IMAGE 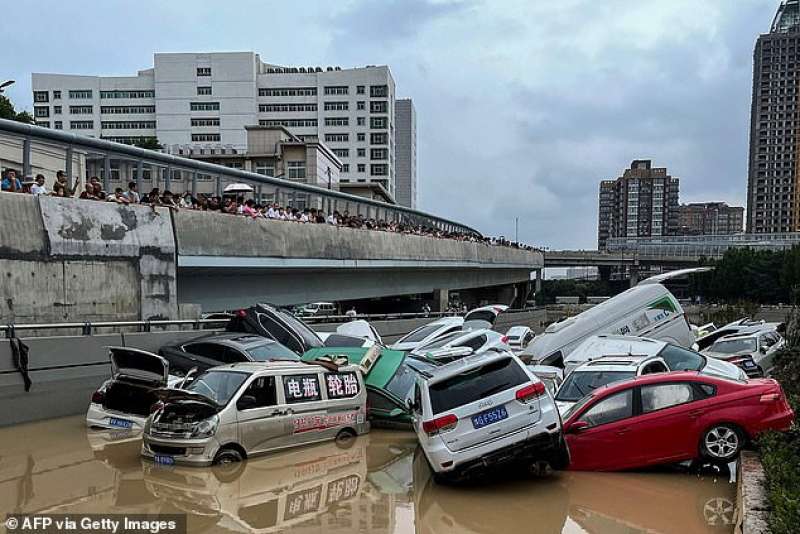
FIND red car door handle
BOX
[615,428,630,436]
[689,410,703,419]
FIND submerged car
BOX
[227,303,326,355]
[693,319,784,351]
[412,351,568,482]
[563,371,794,471]
[702,329,785,377]
[315,319,383,348]
[505,326,535,352]
[142,361,368,466]
[159,333,299,375]
[302,346,438,429]
[87,347,183,432]
[390,304,509,351]
[411,329,510,359]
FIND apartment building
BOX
[394,99,417,209]
[597,160,680,249]
[747,0,800,232]
[32,52,417,205]
[678,202,745,235]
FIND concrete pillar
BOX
[629,264,640,288]
[22,137,31,178]
[433,289,449,312]
[165,166,172,191]
[192,171,198,197]
[65,146,73,190]
[103,155,111,192]
[535,269,543,294]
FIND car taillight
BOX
[760,392,781,403]
[150,401,164,413]
[501,336,509,344]
[516,382,546,402]
[422,414,458,436]
[91,390,105,404]
[236,309,247,317]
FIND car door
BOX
[565,388,636,471]
[236,375,289,455]
[281,372,329,445]
[626,381,701,466]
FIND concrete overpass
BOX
[0,194,542,322]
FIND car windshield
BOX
[246,342,298,361]
[397,324,445,344]
[429,357,529,414]
[711,338,757,354]
[417,331,465,351]
[658,344,706,371]
[555,371,635,402]
[185,370,249,405]
[384,357,437,401]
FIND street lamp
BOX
[0,80,15,94]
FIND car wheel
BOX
[702,496,736,529]
[212,447,245,482]
[701,424,744,463]
[335,428,357,449]
[548,438,571,471]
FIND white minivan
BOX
[519,282,693,367]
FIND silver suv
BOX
[411,351,567,482]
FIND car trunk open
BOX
[103,347,169,417]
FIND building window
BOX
[333,148,349,158]
[370,85,388,97]
[357,101,365,110]
[68,90,93,99]
[53,90,61,99]
[34,106,49,118]
[323,86,348,95]
[101,136,157,145]
[370,101,388,113]
[259,103,317,112]
[324,117,349,126]
[324,101,349,111]
[357,117,366,126]
[70,120,94,129]
[190,102,220,111]
[99,90,154,99]
[371,164,388,176]
[357,133,366,142]
[370,116,388,129]
[259,119,318,128]
[197,86,212,95]
[54,106,62,114]
[342,164,350,172]
[33,91,49,103]
[191,133,220,142]
[258,87,317,97]
[371,148,388,160]
[255,163,275,176]
[324,133,349,143]
[69,105,94,114]
[357,163,365,173]
[35,121,50,128]
[101,121,156,129]
[100,105,155,114]
[287,160,306,180]
[191,117,220,127]
[357,85,365,94]
[370,132,388,144]
[197,67,211,76]
[357,148,366,157]
[54,121,62,129]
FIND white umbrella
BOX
[223,183,255,194]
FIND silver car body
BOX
[142,361,369,466]
[505,326,535,351]
[702,329,785,375]
[390,304,509,352]
[411,329,511,359]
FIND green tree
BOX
[0,95,34,123]
[132,137,162,150]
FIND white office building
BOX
[32,52,418,204]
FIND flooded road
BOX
[0,416,736,533]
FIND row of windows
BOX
[259,103,317,112]
[101,121,156,129]
[69,90,93,99]
[197,67,211,76]
[190,102,219,111]
[325,133,349,142]
[192,133,220,142]
[70,105,94,114]
[191,118,220,127]
[70,121,94,129]
[334,148,389,160]
[101,105,155,114]
[197,86,212,95]
[100,90,155,99]
[325,117,349,126]
[324,101,348,111]
[259,119,318,128]
[259,87,317,97]
[339,164,385,174]
[100,136,156,144]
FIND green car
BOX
[301,347,438,429]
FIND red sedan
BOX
[563,371,794,471]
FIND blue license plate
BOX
[108,417,133,429]
[471,405,508,429]
[154,455,175,466]
[743,361,756,368]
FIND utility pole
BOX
[514,216,519,242]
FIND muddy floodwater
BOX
[0,416,736,533]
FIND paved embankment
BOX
[737,451,771,534]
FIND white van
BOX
[519,283,693,367]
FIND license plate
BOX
[743,361,756,368]
[471,405,508,429]
[154,455,175,466]
[108,417,133,429]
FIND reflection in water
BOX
[0,416,735,533]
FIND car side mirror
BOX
[236,395,258,411]
[567,421,589,434]
[760,346,768,354]
[389,408,405,418]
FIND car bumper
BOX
[751,409,795,435]
[86,403,147,432]
[141,434,218,467]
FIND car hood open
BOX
[152,387,220,409]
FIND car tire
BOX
[548,437,571,471]
[212,447,245,482]
[700,424,744,464]
[335,428,357,449]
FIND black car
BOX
[159,333,298,375]
[226,303,326,354]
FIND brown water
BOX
[0,416,736,534]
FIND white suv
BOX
[411,351,568,482]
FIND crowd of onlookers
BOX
[0,167,538,251]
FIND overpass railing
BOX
[0,118,480,236]
[606,233,800,260]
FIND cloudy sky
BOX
[3,0,779,248]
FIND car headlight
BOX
[190,415,219,438]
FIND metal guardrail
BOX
[0,118,480,236]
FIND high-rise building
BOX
[597,160,680,249]
[394,99,417,208]
[747,0,800,233]
[678,202,745,235]
[32,52,416,202]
